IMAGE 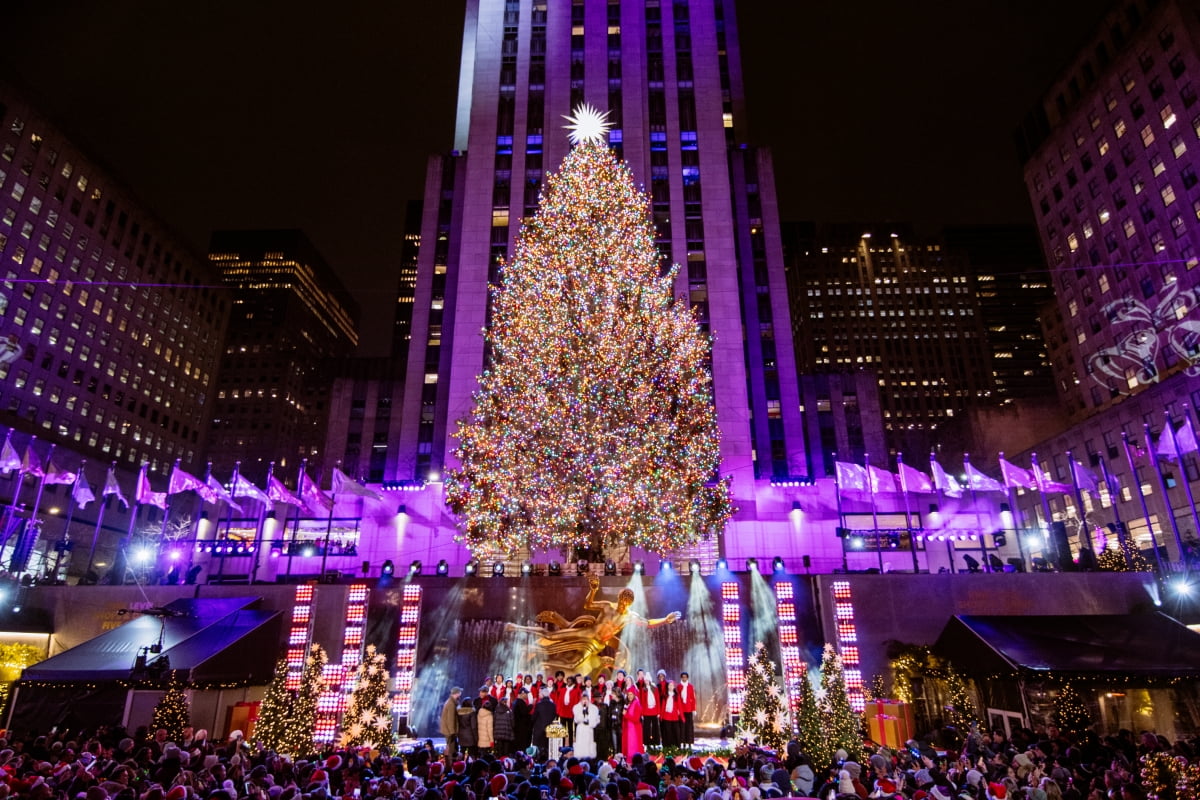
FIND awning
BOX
[21,596,281,684]
[934,613,1200,679]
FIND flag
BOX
[205,475,242,513]
[268,475,304,508]
[1071,459,1100,493]
[930,458,963,497]
[168,462,220,503]
[20,443,42,478]
[231,474,271,506]
[103,467,129,509]
[1031,466,1071,494]
[43,458,77,486]
[0,434,19,475]
[300,471,333,514]
[963,461,1004,493]
[73,468,95,509]
[834,462,868,492]
[897,462,934,494]
[136,465,167,509]
[1157,417,1200,460]
[332,468,385,502]
[867,465,897,494]
[998,457,1035,490]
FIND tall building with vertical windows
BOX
[207,229,359,484]
[393,0,808,545]
[0,77,229,477]
[392,200,422,369]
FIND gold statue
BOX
[507,575,681,678]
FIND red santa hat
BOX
[326,756,343,772]
[166,787,188,800]
[308,769,328,788]
[490,774,508,797]
[568,765,585,776]
[636,783,655,798]
[452,762,466,775]
[987,785,1007,800]
[429,763,444,779]
[876,779,897,795]
[442,782,459,799]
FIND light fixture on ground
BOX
[382,560,395,576]
[409,560,422,575]
[633,560,644,574]
[465,560,478,576]
[576,560,589,575]
[746,557,758,573]
[689,559,701,574]
[772,556,785,572]
[492,561,505,576]
[716,558,728,571]
[604,560,617,575]
[548,561,562,576]
[659,560,671,573]
[436,559,449,575]
[522,561,533,575]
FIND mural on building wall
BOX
[1089,281,1200,392]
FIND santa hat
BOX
[987,785,1007,800]
[166,787,187,800]
[501,758,514,772]
[429,763,444,779]
[308,770,329,788]
[560,779,575,791]
[687,757,704,773]
[326,756,343,772]
[490,774,508,797]
[636,783,655,798]
[875,779,896,795]
[452,762,467,775]
[568,765,585,776]
[443,782,459,799]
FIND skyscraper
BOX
[207,229,359,483]
[395,0,808,541]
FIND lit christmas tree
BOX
[795,661,827,768]
[941,665,980,732]
[278,643,327,757]
[253,658,294,754]
[1052,681,1091,738]
[1097,536,1152,572]
[151,673,190,742]
[817,644,862,764]
[341,644,392,749]
[445,105,733,556]
[738,642,789,752]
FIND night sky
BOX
[3,1,1103,354]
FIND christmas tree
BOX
[1097,536,1152,572]
[445,105,733,556]
[341,644,392,749]
[817,644,862,764]
[151,673,190,742]
[795,662,827,768]
[941,665,980,732]
[739,642,790,752]
[1052,682,1091,738]
[278,643,327,757]
[253,658,293,754]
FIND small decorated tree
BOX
[253,658,293,753]
[818,644,862,764]
[739,642,789,752]
[942,665,980,732]
[795,662,827,768]
[151,673,190,742]
[279,643,327,757]
[341,644,392,748]
[1053,682,1091,739]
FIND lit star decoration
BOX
[562,103,612,145]
[445,115,734,556]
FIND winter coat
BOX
[492,701,515,743]
[477,702,495,748]
[457,702,478,748]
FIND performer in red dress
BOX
[678,670,697,747]
[622,688,643,755]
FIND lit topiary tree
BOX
[817,644,861,764]
[739,642,789,752]
[341,645,391,749]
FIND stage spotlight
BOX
[716,558,728,571]
[992,531,1008,548]
[465,560,478,575]
[792,501,802,512]
[604,560,617,575]
[492,561,505,576]
[522,561,533,575]
[746,557,758,573]
[633,560,645,574]
[397,504,407,516]
[689,559,701,574]
[548,561,562,576]
[887,534,900,549]
[1171,578,1194,597]
[408,560,421,575]
[963,554,981,573]
[302,546,316,557]
[382,560,395,576]
[659,560,671,573]
[772,556,785,572]
[577,560,589,575]
[436,559,449,575]
[849,535,866,550]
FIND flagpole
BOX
[250,462,271,586]
[864,453,884,573]
[930,451,952,571]
[832,454,847,573]
[3,435,32,553]
[1145,422,1186,565]
[85,461,117,580]
[1064,449,1092,568]
[22,443,54,574]
[896,453,920,573]
[1030,452,1056,568]
[999,452,1028,572]
[963,454,989,571]
[53,459,83,583]
[3,430,22,510]
[120,468,146,585]
[283,458,309,583]
[321,462,340,578]
[1096,455,1129,568]
[1122,431,1166,575]
[1172,407,1200,550]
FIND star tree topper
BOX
[563,103,612,145]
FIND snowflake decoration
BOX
[361,708,377,723]
[346,722,364,739]
[753,709,769,727]
[562,104,612,145]
[767,684,780,698]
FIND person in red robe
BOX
[622,688,643,756]
[678,671,697,747]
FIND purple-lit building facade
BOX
[1010,0,1200,563]
[385,0,814,568]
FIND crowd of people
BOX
[438,669,699,761]
[0,705,1194,800]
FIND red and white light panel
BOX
[831,580,865,712]
[285,585,315,691]
[721,581,745,714]
[391,584,423,717]
[340,583,370,694]
[774,580,806,724]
